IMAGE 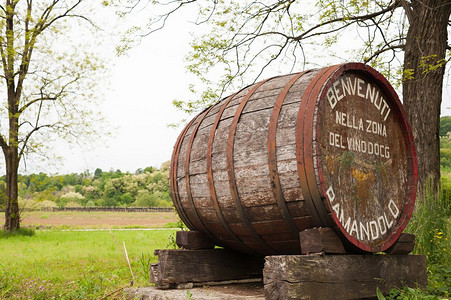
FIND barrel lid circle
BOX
[314,63,417,252]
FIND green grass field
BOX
[0,228,177,299]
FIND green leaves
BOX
[419,55,446,75]
[376,287,386,300]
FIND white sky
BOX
[52,15,194,174]
[21,7,451,175]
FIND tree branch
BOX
[18,96,57,114]
[0,133,8,150]
[17,1,93,100]
[293,0,402,41]
[142,0,196,36]
[399,0,414,23]
[18,124,54,160]
[364,44,405,63]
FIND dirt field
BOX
[0,211,179,229]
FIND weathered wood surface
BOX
[299,227,346,254]
[124,283,265,300]
[173,71,315,255]
[384,233,415,255]
[264,254,427,300]
[171,63,418,256]
[176,230,215,250]
[150,249,264,289]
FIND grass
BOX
[0,229,177,299]
[382,178,451,299]
[405,183,450,266]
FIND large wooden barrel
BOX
[170,63,417,255]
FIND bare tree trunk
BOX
[3,147,20,232]
[403,0,451,189]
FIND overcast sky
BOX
[20,8,451,175]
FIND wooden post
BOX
[299,227,346,254]
[264,254,427,300]
[176,230,215,250]
[150,249,264,289]
[385,233,415,255]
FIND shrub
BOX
[55,197,69,208]
[382,179,450,299]
[405,181,450,266]
[85,200,95,207]
[60,191,84,201]
[120,193,134,205]
[18,197,39,211]
[0,227,35,238]
[132,193,159,207]
[39,200,57,210]
[65,201,82,208]
[440,148,451,170]
[101,196,119,207]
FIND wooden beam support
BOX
[299,227,346,254]
[150,249,264,289]
[385,233,415,255]
[176,230,215,250]
[264,254,427,300]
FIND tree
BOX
[94,168,103,179]
[123,0,450,189]
[1,1,109,232]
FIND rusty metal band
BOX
[170,117,198,230]
[296,67,336,227]
[226,78,277,255]
[296,65,340,226]
[184,105,221,243]
[303,65,343,228]
[170,118,197,230]
[206,92,257,254]
[268,71,308,236]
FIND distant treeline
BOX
[41,207,173,213]
[0,162,172,210]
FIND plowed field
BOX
[0,211,178,229]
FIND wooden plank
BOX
[150,249,264,289]
[292,216,315,231]
[235,175,271,195]
[196,207,219,221]
[245,205,283,222]
[286,201,310,217]
[299,227,346,254]
[283,187,304,202]
[235,163,269,178]
[276,147,297,164]
[124,282,265,300]
[240,189,275,207]
[385,233,415,255]
[242,94,278,114]
[189,159,207,176]
[176,231,215,250]
[227,219,291,236]
[263,255,427,300]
